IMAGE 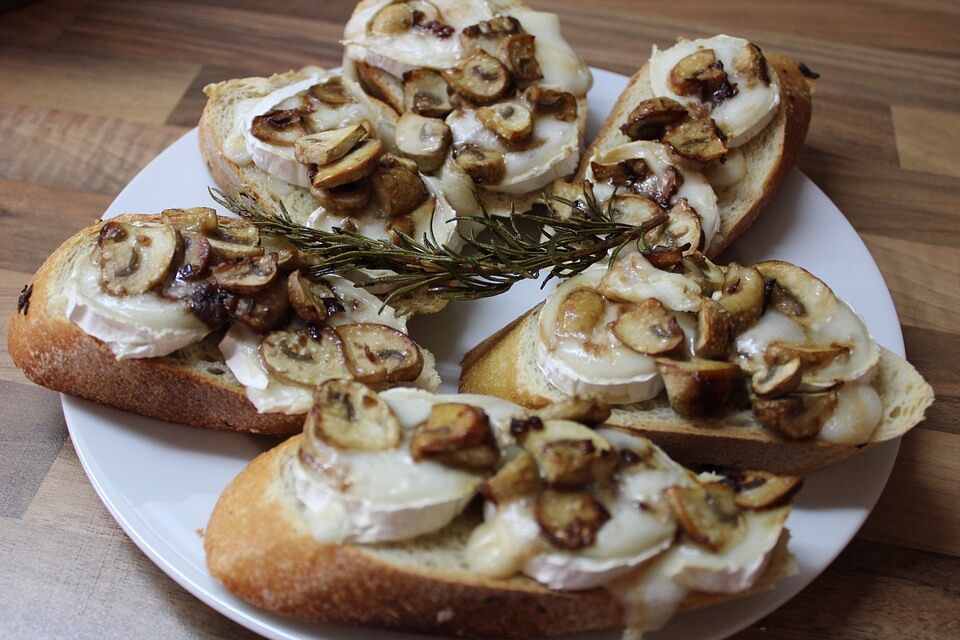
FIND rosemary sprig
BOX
[211,188,660,303]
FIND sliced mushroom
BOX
[206,221,264,263]
[311,138,383,189]
[308,379,402,451]
[752,391,838,439]
[554,288,606,339]
[750,358,803,397]
[669,49,729,101]
[663,117,727,163]
[613,298,685,356]
[294,124,368,166]
[765,342,850,372]
[535,489,610,550]
[402,68,453,118]
[356,61,404,114]
[371,153,429,217]
[665,482,744,551]
[173,231,211,281]
[410,403,500,471]
[216,220,260,246]
[681,252,726,297]
[287,270,337,323]
[717,263,764,334]
[309,77,355,105]
[472,15,522,36]
[161,207,219,235]
[653,198,704,252]
[767,281,806,317]
[695,298,733,359]
[620,97,688,141]
[408,0,440,23]
[395,112,451,172]
[733,42,771,86]
[385,215,416,244]
[442,51,510,104]
[335,322,423,384]
[452,144,505,184]
[233,277,291,333]
[251,109,309,146]
[371,2,414,35]
[608,194,662,228]
[725,471,802,510]
[656,358,741,418]
[476,102,533,145]
[591,158,646,188]
[522,86,577,122]
[535,396,611,425]
[496,33,542,81]
[311,177,372,213]
[260,328,350,387]
[97,220,178,296]
[480,451,542,505]
[210,253,278,294]
[259,233,299,271]
[520,419,617,489]
[187,280,239,327]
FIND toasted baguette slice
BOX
[569,51,813,258]
[7,215,440,435]
[205,435,795,639]
[458,307,933,474]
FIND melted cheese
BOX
[819,383,883,445]
[649,35,781,148]
[64,245,210,359]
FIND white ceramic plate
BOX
[64,67,904,640]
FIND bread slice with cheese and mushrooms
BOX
[551,34,814,258]
[458,252,933,474]
[205,384,798,638]
[341,0,592,218]
[8,212,440,435]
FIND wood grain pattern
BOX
[0,1,957,639]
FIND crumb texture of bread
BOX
[459,309,933,474]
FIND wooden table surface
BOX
[1,1,957,638]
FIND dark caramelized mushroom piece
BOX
[286,270,336,323]
[668,49,733,103]
[695,298,733,360]
[371,153,429,217]
[476,102,534,145]
[452,144,506,184]
[309,77,356,105]
[733,42,771,87]
[311,138,383,189]
[251,109,309,146]
[620,97,688,141]
[355,61,404,114]
[481,451,542,504]
[311,177,373,213]
[175,231,211,281]
[523,86,577,122]
[750,358,803,398]
[308,379,402,451]
[554,288,606,339]
[612,298,685,356]
[232,277,291,333]
[97,220,178,296]
[497,33,542,81]
[403,68,453,118]
[521,419,617,489]
[662,117,727,162]
[260,327,351,387]
[535,489,610,550]
[210,253,278,294]
[411,403,500,471]
[666,482,744,550]
[655,358,742,418]
[725,470,802,510]
[751,391,839,440]
[334,322,423,384]
[718,262,765,334]
[535,396,611,425]
[442,51,510,104]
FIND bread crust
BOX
[205,435,794,638]
[575,51,813,258]
[458,309,934,474]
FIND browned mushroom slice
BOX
[173,231,211,281]
[335,322,424,384]
[356,62,404,114]
[371,153,429,217]
[294,124,368,166]
[217,220,260,245]
[607,194,661,228]
[442,51,510,104]
[473,15,522,36]
[653,198,704,252]
[311,177,372,213]
[521,419,617,489]
[751,391,839,439]
[765,342,850,372]
[410,403,500,471]
[260,327,350,386]
[161,207,219,235]
[251,109,308,146]
[311,138,383,189]
[395,112,451,172]
[187,280,239,327]
[554,288,606,339]
[767,280,806,317]
[522,86,577,122]
[669,49,729,100]
[476,102,533,145]
[309,77,355,105]
[726,471,802,510]
[733,42,771,86]
[286,270,337,323]
[452,144,505,184]
[480,451,542,505]
[751,358,803,397]
[663,117,727,162]
[535,396,611,425]
[656,358,741,418]
[408,0,440,23]
[497,33,542,81]
[233,277,291,333]
[718,262,764,334]
[371,2,414,35]
[307,379,402,451]
[403,68,453,118]
[695,298,733,359]
[210,252,278,294]
[535,489,610,550]
[385,215,416,244]
[681,252,726,297]
[613,298,685,356]
[620,97,689,141]
[666,482,744,551]
[97,220,178,296]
